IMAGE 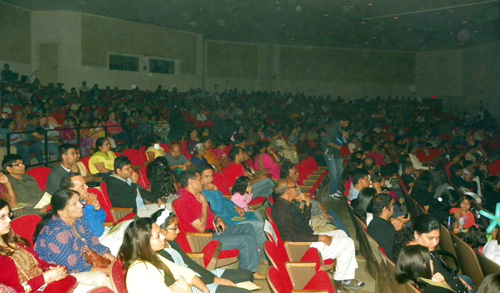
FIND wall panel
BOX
[0,3,31,63]
[206,41,259,79]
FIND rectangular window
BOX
[149,59,175,74]
[109,54,139,72]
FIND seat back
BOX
[451,233,484,285]
[139,146,148,163]
[267,266,293,293]
[365,232,393,293]
[110,259,128,293]
[89,187,113,223]
[123,149,145,166]
[80,156,91,171]
[475,249,500,276]
[404,282,423,293]
[137,167,150,190]
[11,215,42,246]
[264,241,289,271]
[438,224,457,258]
[382,251,408,293]
[285,262,317,290]
[186,233,213,252]
[87,287,114,293]
[26,167,51,191]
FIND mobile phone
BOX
[404,213,410,219]
[215,225,222,235]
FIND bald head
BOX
[275,178,299,202]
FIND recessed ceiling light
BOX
[361,22,366,25]
[373,37,376,39]
[325,14,329,17]
[420,41,423,43]
[190,22,194,25]
[394,17,399,20]
[368,3,373,6]
[291,38,295,41]
[463,21,467,24]
[450,32,454,34]
[449,9,454,12]
[474,31,478,33]
[408,28,412,31]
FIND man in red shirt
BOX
[174,170,266,280]
[222,147,274,199]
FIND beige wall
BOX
[0,2,31,64]
[462,41,500,118]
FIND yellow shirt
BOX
[145,146,166,160]
[88,151,117,174]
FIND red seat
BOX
[138,167,150,190]
[113,151,122,157]
[26,167,52,191]
[91,185,135,224]
[160,143,170,153]
[123,149,145,166]
[213,172,231,195]
[110,259,128,293]
[80,156,91,171]
[138,146,148,163]
[181,140,189,154]
[11,215,42,246]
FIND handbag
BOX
[82,246,111,269]
[169,276,193,293]
[310,215,337,234]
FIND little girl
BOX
[450,194,476,233]
[231,176,253,211]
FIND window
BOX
[109,54,139,72]
[149,59,175,74]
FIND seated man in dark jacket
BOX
[271,178,364,292]
[104,156,163,217]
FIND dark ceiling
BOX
[5,0,500,51]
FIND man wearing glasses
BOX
[271,178,364,293]
[1,154,46,215]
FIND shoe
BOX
[330,192,344,199]
[253,272,266,280]
[337,279,365,290]
[332,281,349,293]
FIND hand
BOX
[196,193,208,205]
[431,273,446,283]
[217,218,227,233]
[213,277,236,287]
[234,206,245,217]
[43,266,68,284]
[130,171,139,183]
[158,198,165,208]
[396,214,411,224]
[390,218,405,231]
[296,193,310,205]
[205,183,217,191]
[318,235,332,246]
[322,211,333,220]
[0,173,10,185]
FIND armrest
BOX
[186,252,205,268]
[292,291,328,293]
[186,232,214,252]
[103,222,114,227]
[222,194,232,200]
[286,262,317,290]
[303,180,316,186]
[110,207,134,223]
[303,270,335,292]
[201,241,222,270]
[284,242,312,261]
[12,206,25,217]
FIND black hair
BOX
[114,156,131,170]
[458,226,487,249]
[229,146,243,161]
[362,156,375,172]
[95,137,109,150]
[150,209,178,229]
[413,214,440,235]
[147,158,177,200]
[58,143,76,159]
[402,161,413,173]
[371,193,393,216]
[232,176,251,195]
[33,189,80,243]
[0,199,30,255]
[351,168,369,186]
[59,173,82,189]
[353,187,376,222]
[280,161,295,180]
[196,164,213,176]
[431,188,460,212]
[2,118,16,129]
[370,172,384,184]
[342,158,362,182]
[395,245,433,290]
[483,176,499,192]
[2,154,22,171]
[450,163,464,175]
[179,170,198,188]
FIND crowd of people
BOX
[1,74,500,292]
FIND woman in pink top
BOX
[254,141,282,180]
[104,112,132,147]
[231,176,253,211]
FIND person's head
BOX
[152,209,180,242]
[229,146,245,163]
[197,164,214,189]
[412,171,434,196]
[119,218,171,277]
[192,143,206,157]
[50,189,83,222]
[189,128,198,138]
[179,170,202,193]
[362,156,375,174]
[0,199,30,254]
[232,176,252,195]
[27,114,39,126]
[66,116,77,127]
[402,161,414,175]
[450,163,464,177]
[458,194,474,213]
[60,173,89,201]
[432,188,460,212]
[3,64,9,70]
[477,273,500,293]
[2,119,17,131]
[2,154,25,175]
[114,156,133,180]
[255,141,270,154]
[58,143,77,166]
[408,144,418,154]
[395,245,434,289]
[201,127,210,137]
[484,176,500,192]
[370,172,385,187]
[146,134,161,147]
[96,137,111,153]
[413,215,440,252]
[169,142,181,159]
[275,178,300,202]
[200,136,212,149]
[371,193,394,218]
[353,187,376,222]
[339,117,350,128]
[351,168,370,190]
[280,161,299,181]
[458,226,487,249]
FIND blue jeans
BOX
[212,223,260,272]
[236,212,267,261]
[326,210,350,237]
[251,178,275,199]
[458,275,475,293]
[324,155,343,195]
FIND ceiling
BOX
[5,0,500,51]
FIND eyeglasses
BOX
[0,211,13,221]
[10,163,25,167]
[165,227,178,231]
[287,185,299,190]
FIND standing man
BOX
[46,144,78,194]
[324,116,350,199]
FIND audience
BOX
[88,137,116,177]
[45,144,78,195]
